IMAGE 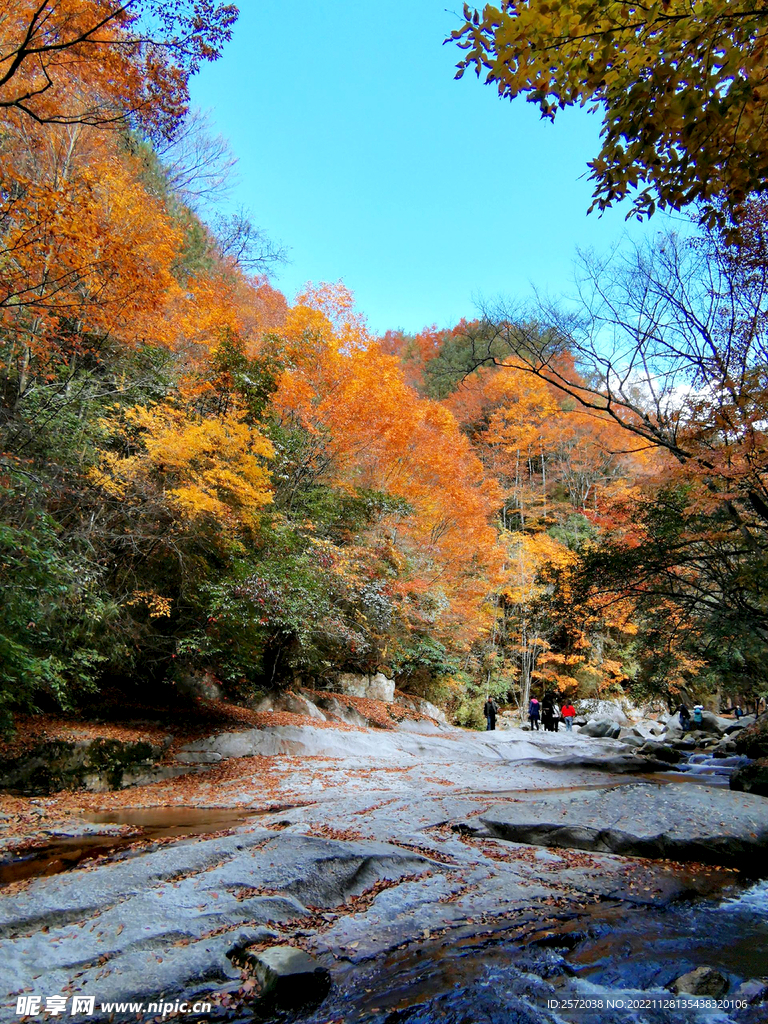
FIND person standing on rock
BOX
[692,704,704,726]
[561,701,576,731]
[678,703,691,733]
[541,694,554,732]
[483,695,498,731]
[528,696,540,730]
[552,701,561,732]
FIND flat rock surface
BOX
[2,720,768,1022]
[481,782,768,868]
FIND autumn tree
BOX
[451,1,768,222]
[454,217,768,706]
[0,0,237,135]
[234,284,505,689]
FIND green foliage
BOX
[390,637,460,689]
[0,505,106,732]
[547,514,598,552]
[452,670,508,730]
[211,331,282,423]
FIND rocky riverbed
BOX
[2,711,768,1023]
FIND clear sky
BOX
[189,1,666,336]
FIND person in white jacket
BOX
[552,702,562,732]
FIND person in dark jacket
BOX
[541,694,555,732]
[528,697,540,730]
[483,695,498,731]
[677,703,691,733]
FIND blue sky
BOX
[189,1,667,336]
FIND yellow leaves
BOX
[93,403,274,529]
[501,530,575,604]
[281,282,372,361]
[0,117,186,363]
[126,591,172,619]
[452,0,768,221]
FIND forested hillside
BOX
[2,0,767,734]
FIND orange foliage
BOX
[275,283,503,647]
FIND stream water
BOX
[291,881,768,1024]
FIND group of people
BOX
[482,694,576,732]
[528,695,576,731]
[676,703,703,732]
[484,693,761,737]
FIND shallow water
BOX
[291,881,768,1024]
[0,805,279,886]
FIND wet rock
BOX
[618,734,645,748]
[637,741,682,764]
[735,978,768,1003]
[712,741,738,757]
[225,927,281,963]
[730,758,768,797]
[0,830,432,1014]
[249,946,331,1007]
[518,754,672,774]
[671,966,729,997]
[579,718,621,739]
[671,738,697,750]
[480,782,768,870]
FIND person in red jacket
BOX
[561,702,576,731]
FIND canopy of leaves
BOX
[452,1,768,223]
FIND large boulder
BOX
[672,967,728,997]
[579,718,621,739]
[336,672,395,703]
[311,695,370,729]
[637,741,682,764]
[175,669,223,701]
[730,758,768,797]
[255,692,327,722]
[622,722,664,743]
[664,711,729,739]
[247,946,330,1008]
[576,700,630,726]
[393,692,449,726]
[480,782,768,870]
[734,715,768,759]
[724,714,756,735]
